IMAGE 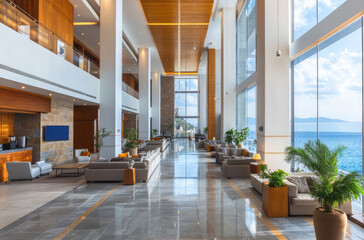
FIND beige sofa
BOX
[216,148,253,164]
[145,138,170,152]
[222,158,255,178]
[85,149,161,183]
[250,173,352,216]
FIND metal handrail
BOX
[122,82,139,99]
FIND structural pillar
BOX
[152,72,161,135]
[138,47,151,140]
[256,0,290,171]
[99,0,123,158]
[221,6,236,139]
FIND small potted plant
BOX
[93,128,112,159]
[168,123,174,138]
[259,164,289,217]
[124,128,138,156]
[224,128,235,145]
[285,140,364,240]
[152,129,158,138]
[203,127,208,137]
[233,127,249,148]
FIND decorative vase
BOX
[237,143,244,149]
[313,207,347,240]
[128,147,138,156]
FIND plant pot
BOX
[127,147,138,156]
[313,207,347,240]
[237,143,244,149]
[262,183,288,217]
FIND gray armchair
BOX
[216,148,253,164]
[6,162,40,181]
[75,149,91,163]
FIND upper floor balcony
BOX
[0,0,99,78]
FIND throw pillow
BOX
[229,148,237,156]
[118,152,129,158]
[287,176,310,193]
[222,148,228,155]
[306,175,321,192]
[81,151,90,157]
[132,155,138,158]
[242,149,249,156]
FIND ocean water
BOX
[294,132,363,175]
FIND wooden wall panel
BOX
[0,113,15,144]
[74,106,99,153]
[208,49,215,139]
[0,150,32,182]
[0,87,51,113]
[123,74,139,92]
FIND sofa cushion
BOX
[242,149,249,156]
[109,157,127,162]
[222,148,228,155]
[134,162,148,169]
[287,176,310,193]
[229,148,237,156]
[89,162,129,169]
[226,159,252,165]
[291,193,318,206]
[306,175,321,192]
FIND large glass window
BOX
[236,84,257,151]
[175,78,199,137]
[293,0,346,40]
[236,0,256,85]
[292,19,363,175]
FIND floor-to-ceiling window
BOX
[293,0,347,40]
[292,16,363,212]
[236,0,256,85]
[174,78,199,138]
[236,84,257,151]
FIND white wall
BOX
[122,93,139,114]
[0,23,99,103]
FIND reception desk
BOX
[0,148,33,182]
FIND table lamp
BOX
[254,153,261,162]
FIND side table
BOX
[124,168,136,185]
[250,162,260,174]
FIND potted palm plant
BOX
[93,128,112,159]
[224,128,235,145]
[124,128,138,156]
[233,127,249,148]
[285,140,364,240]
[259,164,289,217]
[152,129,158,138]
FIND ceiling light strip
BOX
[74,22,99,25]
[147,23,209,26]
[164,72,198,76]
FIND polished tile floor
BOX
[0,139,363,240]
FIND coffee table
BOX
[53,163,89,177]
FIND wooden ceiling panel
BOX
[140,0,214,73]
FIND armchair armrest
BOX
[284,180,298,198]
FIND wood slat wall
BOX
[0,87,51,113]
[208,49,215,139]
[0,113,15,144]
[0,150,33,182]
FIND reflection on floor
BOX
[0,139,363,239]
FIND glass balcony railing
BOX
[0,0,100,78]
[122,82,139,99]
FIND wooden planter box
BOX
[262,183,288,217]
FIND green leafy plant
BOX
[233,127,249,146]
[203,127,208,135]
[285,140,364,213]
[224,128,235,144]
[152,129,158,137]
[94,128,112,152]
[259,164,289,187]
[124,128,137,149]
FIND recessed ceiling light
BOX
[21,86,25,89]
[81,32,84,36]
[98,42,100,45]
[78,13,80,17]
[75,4,77,7]
[73,99,75,102]
[83,104,86,106]
[49,93,52,96]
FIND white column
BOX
[221,7,236,139]
[152,72,161,134]
[199,49,208,133]
[256,0,290,171]
[99,0,123,158]
[138,47,151,140]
